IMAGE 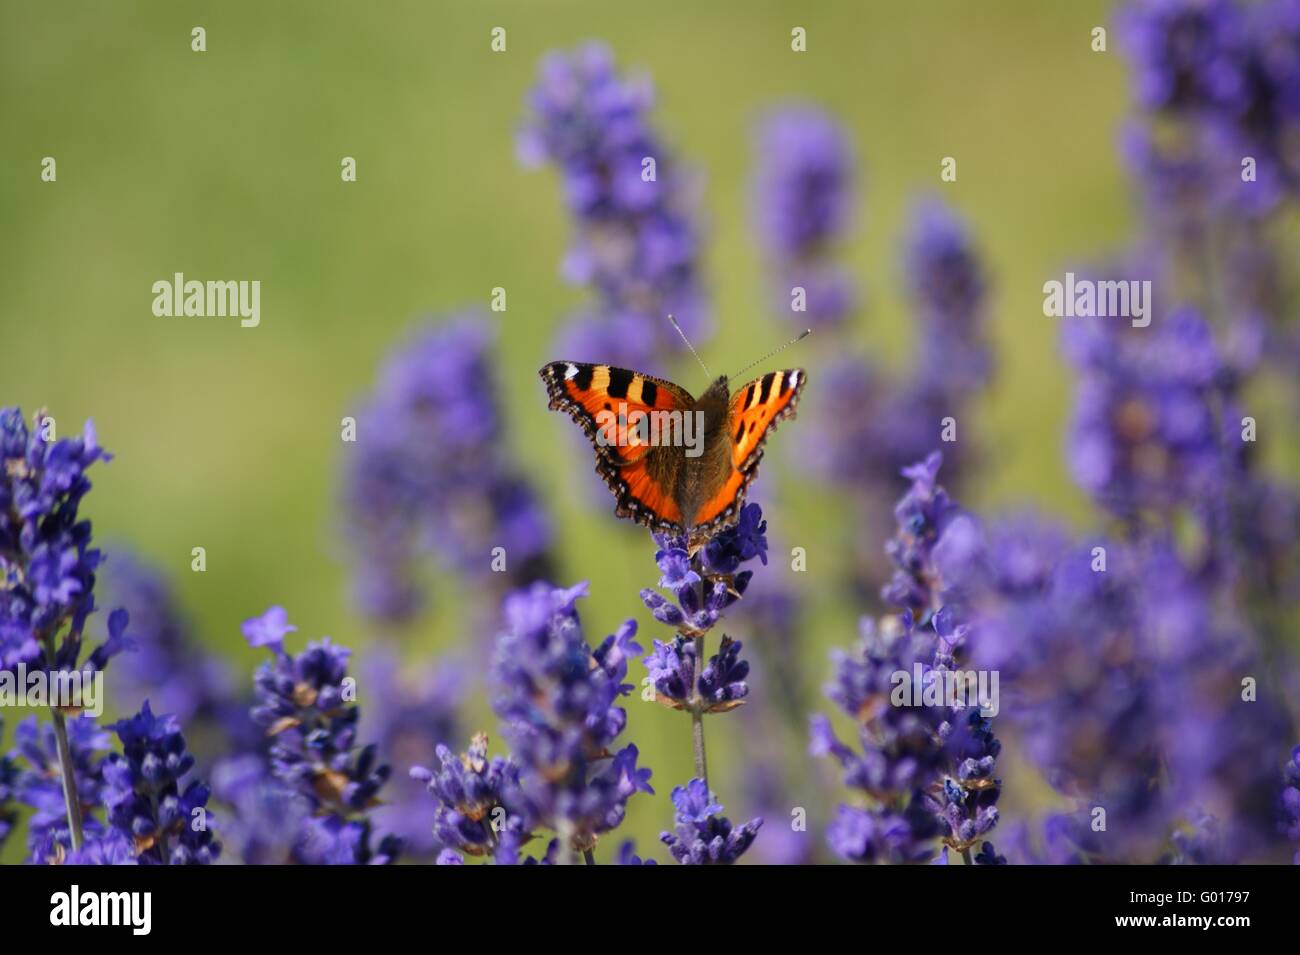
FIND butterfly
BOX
[539,361,806,542]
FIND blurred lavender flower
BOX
[752,105,858,328]
[296,814,400,865]
[727,572,821,864]
[491,581,653,859]
[57,829,138,865]
[903,198,991,394]
[1119,0,1300,212]
[1118,0,1249,115]
[242,606,401,864]
[519,42,709,370]
[101,701,220,864]
[732,570,807,723]
[1146,548,1295,859]
[965,515,1293,862]
[341,316,552,622]
[659,777,762,865]
[1116,0,1300,414]
[1282,744,1300,863]
[969,528,1173,858]
[801,202,989,595]
[209,755,310,865]
[361,648,462,858]
[814,455,1003,864]
[615,839,657,865]
[0,407,123,676]
[1063,306,1239,525]
[96,550,232,726]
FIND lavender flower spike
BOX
[520,43,710,369]
[410,732,531,864]
[660,778,762,865]
[242,606,401,864]
[491,581,653,860]
[102,701,221,864]
[753,105,858,329]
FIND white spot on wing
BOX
[565,363,579,380]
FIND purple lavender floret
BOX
[642,636,695,703]
[638,503,766,634]
[752,105,858,328]
[880,452,964,620]
[241,606,401,864]
[697,637,750,707]
[1,408,127,677]
[101,701,220,865]
[643,634,749,711]
[245,613,386,814]
[702,504,769,575]
[519,43,709,369]
[659,777,762,865]
[341,316,552,622]
[490,581,653,857]
[410,733,530,864]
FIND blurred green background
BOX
[3,0,1159,861]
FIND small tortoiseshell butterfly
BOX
[539,356,806,542]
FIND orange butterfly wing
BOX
[688,368,807,532]
[539,361,693,531]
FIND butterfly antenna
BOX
[669,314,711,379]
[731,328,812,379]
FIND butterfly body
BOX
[540,361,805,542]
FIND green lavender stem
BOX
[690,633,709,790]
[42,627,85,854]
[49,707,85,853]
